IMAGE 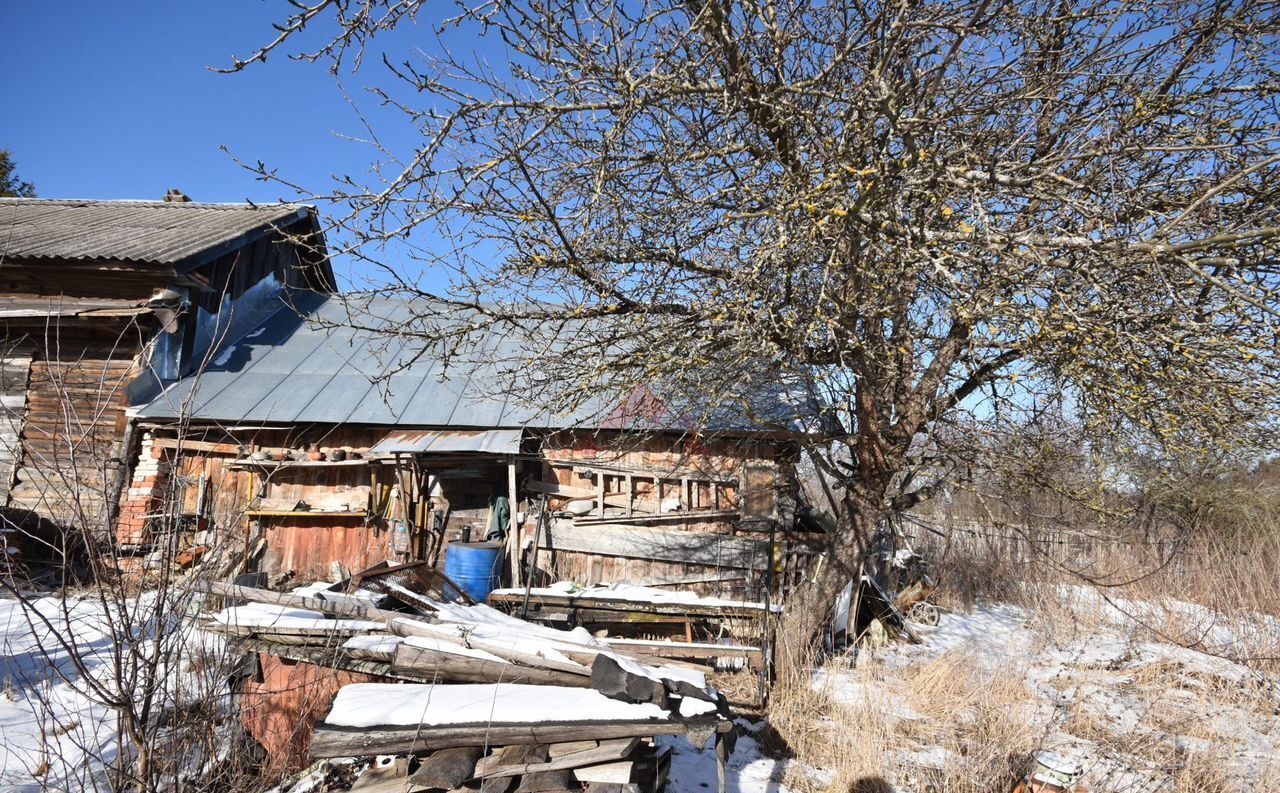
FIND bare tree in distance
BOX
[225,0,1280,676]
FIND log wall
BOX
[5,320,146,533]
[0,340,33,502]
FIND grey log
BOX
[409,747,483,790]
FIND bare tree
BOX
[226,0,1280,675]
[0,318,259,792]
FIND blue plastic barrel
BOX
[443,541,503,603]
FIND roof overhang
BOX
[368,429,524,456]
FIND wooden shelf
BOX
[245,510,368,518]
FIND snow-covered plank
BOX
[324,683,669,729]
[489,582,781,615]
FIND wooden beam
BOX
[489,589,771,619]
[508,458,521,587]
[387,620,590,677]
[391,642,590,687]
[603,638,763,663]
[310,722,687,758]
[525,480,655,513]
[149,437,241,454]
[192,580,434,625]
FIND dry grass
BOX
[765,520,1280,792]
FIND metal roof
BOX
[134,292,817,434]
[368,429,523,456]
[0,198,313,269]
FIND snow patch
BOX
[325,683,669,728]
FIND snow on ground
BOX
[807,587,1280,791]
[0,592,223,792]
[662,724,825,793]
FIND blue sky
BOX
[2,1,451,288]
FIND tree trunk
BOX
[773,492,885,683]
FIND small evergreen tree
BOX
[0,150,36,198]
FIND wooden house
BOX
[127,292,821,601]
[0,194,332,554]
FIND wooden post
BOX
[596,473,605,517]
[625,474,633,517]
[507,458,521,587]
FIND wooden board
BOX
[489,590,771,619]
[538,522,767,570]
[391,642,589,688]
[604,638,763,663]
[471,737,639,778]
[310,721,687,758]
[526,479,656,513]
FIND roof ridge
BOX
[0,197,310,210]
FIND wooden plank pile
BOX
[309,681,726,793]
[198,578,736,793]
[487,584,774,676]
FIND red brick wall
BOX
[116,434,162,547]
[240,654,383,771]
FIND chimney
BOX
[163,188,192,203]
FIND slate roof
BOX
[135,292,817,435]
[0,198,314,270]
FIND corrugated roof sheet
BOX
[0,198,312,268]
[135,292,816,433]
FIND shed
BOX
[0,195,333,546]
[129,291,822,600]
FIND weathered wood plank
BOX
[489,589,772,619]
[477,737,640,778]
[526,480,655,513]
[536,522,766,570]
[310,722,686,758]
[604,638,763,662]
[409,747,482,790]
[391,642,590,688]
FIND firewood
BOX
[476,737,639,778]
[514,770,578,793]
[479,775,515,793]
[410,747,483,790]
